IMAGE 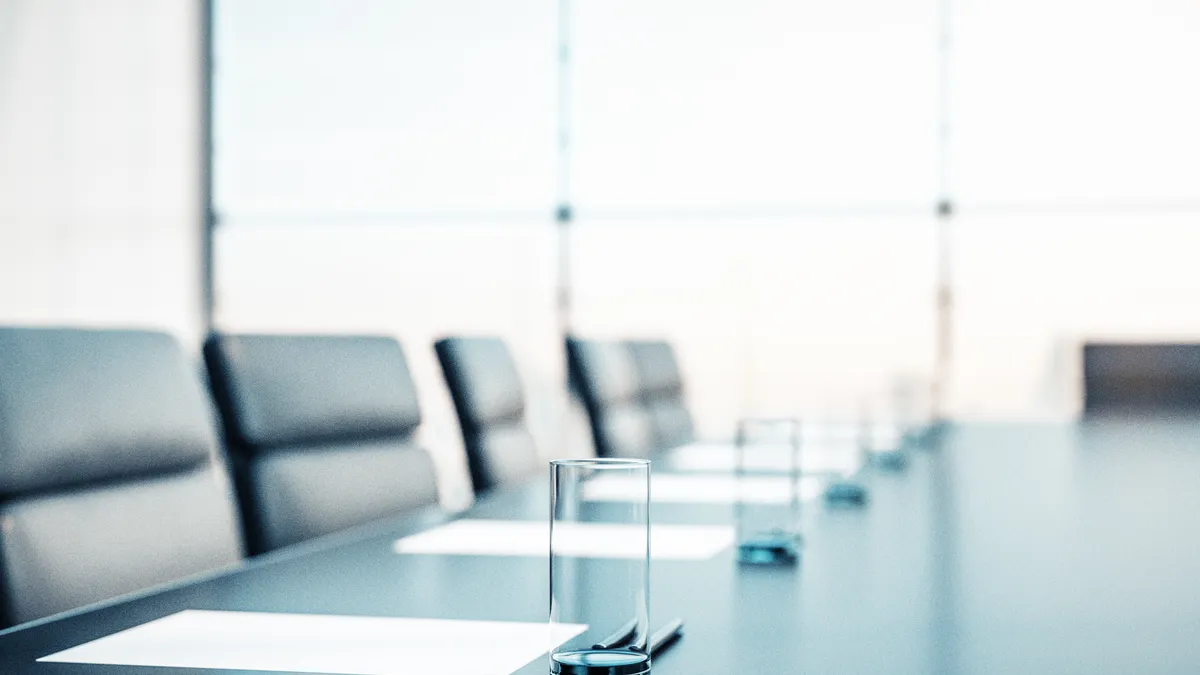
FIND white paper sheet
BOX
[40,609,587,675]
[700,422,901,447]
[667,442,861,474]
[393,519,734,560]
[583,474,824,505]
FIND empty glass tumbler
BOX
[735,418,802,565]
[549,459,651,675]
[858,400,908,471]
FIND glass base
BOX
[870,449,908,471]
[737,531,801,566]
[552,649,651,675]
[825,480,869,506]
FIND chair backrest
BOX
[0,327,243,628]
[204,334,439,554]
[1083,343,1200,414]
[566,338,657,458]
[435,337,540,493]
[627,340,695,449]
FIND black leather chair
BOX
[1084,343,1200,415]
[566,338,657,458]
[204,334,439,554]
[435,337,541,493]
[627,340,695,449]
[0,327,244,628]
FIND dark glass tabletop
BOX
[3,420,1200,675]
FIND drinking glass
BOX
[735,418,801,565]
[550,459,651,675]
[859,399,908,470]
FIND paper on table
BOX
[806,422,905,450]
[40,609,587,675]
[583,474,824,505]
[393,519,734,560]
[668,442,861,474]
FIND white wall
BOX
[0,0,203,343]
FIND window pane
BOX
[952,0,1200,205]
[571,217,938,435]
[570,0,940,211]
[214,0,558,216]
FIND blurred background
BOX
[2,0,1199,505]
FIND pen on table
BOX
[592,618,639,650]
[648,617,684,656]
[592,617,685,654]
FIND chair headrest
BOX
[435,336,525,426]
[205,334,421,452]
[0,327,217,497]
[567,338,641,405]
[627,340,684,396]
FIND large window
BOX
[213,0,557,218]
[212,0,1200,444]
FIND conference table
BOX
[3,420,1200,674]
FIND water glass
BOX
[550,459,651,675]
[859,401,908,470]
[735,418,801,565]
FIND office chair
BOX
[627,339,695,449]
[0,327,243,627]
[435,336,541,493]
[204,333,439,554]
[566,337,657,458]
[1083,342,1200,415]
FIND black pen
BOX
[591,618,639,650]
[592,617,685,654]
[648,617,684,656]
